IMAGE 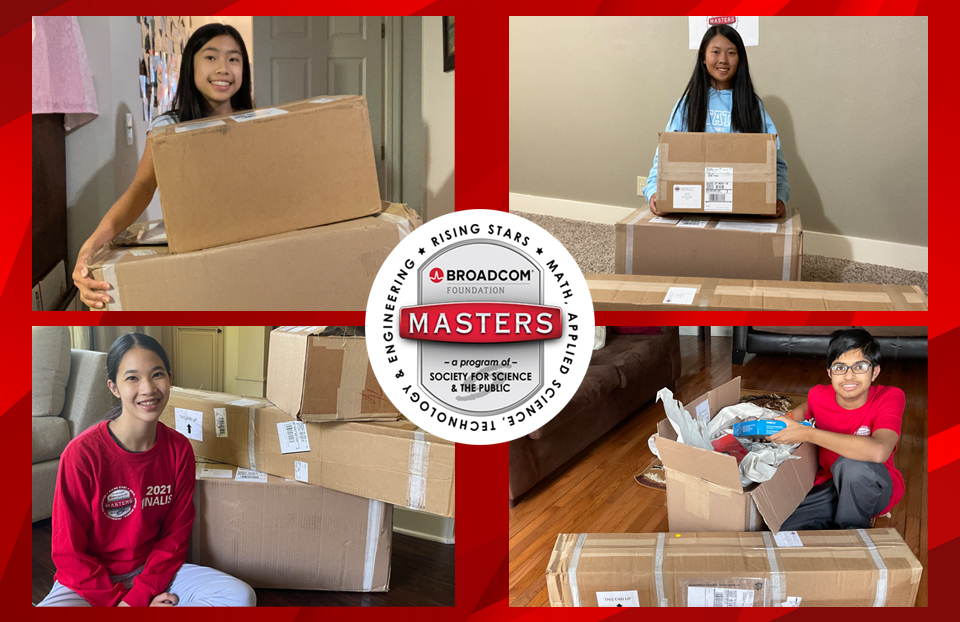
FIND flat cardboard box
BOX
[191,459,391,591]
[86,203,419,311]
[160,388,455,517]
[32,259,67,311]
[588,274,928,311]
[267,326,400,422]
[150,96,381,253]
[546,529,922,607]
[655,377,816,532]
[656,132,778,215]
[615,207,802,280]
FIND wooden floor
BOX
[509,334,928,607]
[33,521,454,607]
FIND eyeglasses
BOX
[829,362,874,375]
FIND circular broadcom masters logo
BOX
[101,486,137,520]
[366,209,594,444]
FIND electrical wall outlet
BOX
[637,176,647,196]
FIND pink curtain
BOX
[32,16,98,130]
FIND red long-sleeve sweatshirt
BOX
[51,420,195,607]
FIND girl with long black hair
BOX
[642,25,790,217]
[72,23,254,309]
[36,333,255,607]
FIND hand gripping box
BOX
[656,132,778,215]
[267,326,400,423]
[615,207,802,281]
[149,95,382,253]
[160,388,455,517]
[85,203,419,311]
[654,377,817,533]
[587,274,928,311]
[191,459,391,591]
[546,529,922,607]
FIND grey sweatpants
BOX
[780,456,893,531]
[36,563,256,607]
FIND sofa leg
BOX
[732,350,747,365]
[509,497,518,508]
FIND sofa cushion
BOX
[32,416,71,463]
[32,326,71,417]
[527,364,621,441]
[754,326,927,337]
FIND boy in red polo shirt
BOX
[770,328,905,530]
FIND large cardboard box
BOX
[160,388,455,517]
[191,459,392,591]
[86,203,419,310]
[654,377,816,533]
[267,326,400,422]
[615,207,802,280]
[588,274,928,311]
[546,529,922,607]
[656,132,778,215]
[149,96,381,253]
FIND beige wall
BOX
[510,16,927,247]
[421,16,455,221]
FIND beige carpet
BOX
[519,212,928,295]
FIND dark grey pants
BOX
[780,456,893,531]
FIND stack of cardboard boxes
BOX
[86,96,420,310]
[160,327,455,592]
[545,378,923,606]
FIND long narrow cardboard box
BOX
[191,459,392,591]
[615,207,802,280]
[267,326,400,422]
[86,203,419,311]
[547,529,922,607]
[160,388,455,517]
[588,274,927,311]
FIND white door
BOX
[169,326,224,391]
[252,16,385,197]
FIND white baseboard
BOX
[392,507,455,545]
[679,326,733,337]
[510,192,927,272]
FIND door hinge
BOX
[382,23,385,38]
[381,145,385,160]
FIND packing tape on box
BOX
[762,531,785,606]
[363,499,384,590]
[858,528,888,607]
[698,278,720,308]
[623,210,649,275]
[568,533,587,606]
[380,212,413,240]
[881,285,913,312]
[406,430,430,510]
[97,250,129,311]
[747,499,758,531]
[247,408,258,472]
[654,532,668,606]
[781,208,795,279]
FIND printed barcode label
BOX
[707,193,729,201]
[214,408,227,438]
[235,468,268,483]
[704,167,733,212]
[687,586,754,607]
[277,421,311,454]
[294,460,309,482]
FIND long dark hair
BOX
[103,333,172,421]
[156,23,254,124]
[672,24,764,134]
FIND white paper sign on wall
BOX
[689,16,760,49]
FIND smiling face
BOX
[828,348,881,410]
[192,34,244,114]
[703,33,739,90]
[107,347,171,424]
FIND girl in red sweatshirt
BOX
[36,333,255,607]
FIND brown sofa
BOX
[509,327,682,504]
[733,326,928,365]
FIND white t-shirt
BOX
[148,112,179,133]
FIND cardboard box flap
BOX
[655,434,744,492]
[749,441,819,532]
[267,326,327,416]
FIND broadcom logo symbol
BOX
[429,267,444,283]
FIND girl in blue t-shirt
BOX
[644,24,789,217]
[72,23,255,309]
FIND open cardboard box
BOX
[654,377,817,532]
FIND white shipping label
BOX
[774,531,804,547]
[783,596,802,606]
[704,167,733,212]
[715,221,779,234]
[294,460,309,482]
[311,96,345,103]
[596,590,640,607]
[214,408,228,438]
[277,421,311,454]
[649,216,678,224]
[174,407,203,441]
[230,108,288,122]
[235,468,269,483]
[673,184,702,210]
[129,249,156,256]
[199,468,232,479]
[226,398,260,407]
[677,217,709,228]
[695,400,711,424]
[663,286,698,306]
[687,586,755,607]
[175,119,226,133]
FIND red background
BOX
[13,1,946,619]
